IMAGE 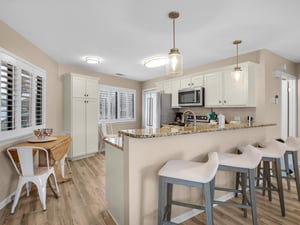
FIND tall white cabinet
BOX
[64,73,99,160]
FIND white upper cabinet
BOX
[180,74,204,89]
[204,62,256,107]
[171,79,181,108]
[204,72,223,106]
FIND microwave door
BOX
[179,90,195,104]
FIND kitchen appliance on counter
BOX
[142,90,175,129]
[186,114,210,125]
[178,86,204,107]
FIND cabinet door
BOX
[180,77,192,89]
[71,98,86,157]
[223,70,248,106]
[86,78,99,99]
[204,72,223,107]
[72,76,86,98]
[86,99,99,154]
[163,80,172,94]
[171,79,181,107]
[191,75,204,87]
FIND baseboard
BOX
[171,192,234,224]
[0,192,14,211]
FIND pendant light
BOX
[166,11,183,76]
[232,40,242,81]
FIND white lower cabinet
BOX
[64,73,99,159]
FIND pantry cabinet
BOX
[64,73,99,159]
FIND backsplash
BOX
[177,107,256,123]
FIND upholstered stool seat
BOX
[158,152,219,225]
[256,140,287,217]
[214,145,262,225]
[283,137,300,200]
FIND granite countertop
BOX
[104,137,123,150]
[118,122,276,139]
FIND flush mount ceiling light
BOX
[84,56,102,64]
[166,11,183,76]
[232,40,243,81]
[143,56,168,68]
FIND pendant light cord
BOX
[236,43,239,67]
[172,19,175,49]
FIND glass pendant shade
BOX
[232,66,243,82]
[232,40,242,81]
[166,48,183,76]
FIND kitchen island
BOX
[104,123,276,225]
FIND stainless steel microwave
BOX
[178,87,204,107]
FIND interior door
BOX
[281,76,297,139]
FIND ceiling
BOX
[1,0,300,81]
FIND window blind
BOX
[21,69,32,128]
[0,61,15,131]
[35,75,43,125]
[99,85,135,122]
[0,48,46,141]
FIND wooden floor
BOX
[1,153,300,225]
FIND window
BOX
[0,48,46,141]
[99,85,135,123]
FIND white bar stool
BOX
[157,152,219,225]
[283,137,300,200]
[256,140,287,217]
[214,145,262,225]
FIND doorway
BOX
[280,74,297,139]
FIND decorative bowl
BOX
[33,128,53,140]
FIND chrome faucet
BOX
[182,109,196,127]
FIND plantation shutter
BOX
[35,75,43,125]
[20,69,32,128]
[0,61,16,131]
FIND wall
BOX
[0,20,141,205]
[142,49,298,138]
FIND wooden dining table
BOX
[14,135,72,179]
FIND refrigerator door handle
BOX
[147,97,153,126]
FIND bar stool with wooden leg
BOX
[157,152,219,225]
[283,137,300,200]
[214,145,262,225]
[256,140,287,217]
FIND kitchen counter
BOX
[105,122,278,225]
[118,122,276,139]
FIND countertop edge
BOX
[118,123,277,139]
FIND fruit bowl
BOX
[33,128,53,140]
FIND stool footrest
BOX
[172,200,205,211]
[215,186,243,194]
[214,200,252,209]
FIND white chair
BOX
[157,152,219,225]
[7,146,59,214]
[214,145,262,225]
[99,123,118,151]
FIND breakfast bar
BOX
[105,123,276,225]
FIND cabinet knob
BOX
[219,100,222,103]
[224,100,227,104]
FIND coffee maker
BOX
[175,112,183,123]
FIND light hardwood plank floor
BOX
[1,153,300,225]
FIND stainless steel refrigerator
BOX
[142,90,175,129]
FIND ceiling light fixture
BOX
[84,56,102,64]
[166,11,183,76]
[232,40,242,81]
[144,56,167,68]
